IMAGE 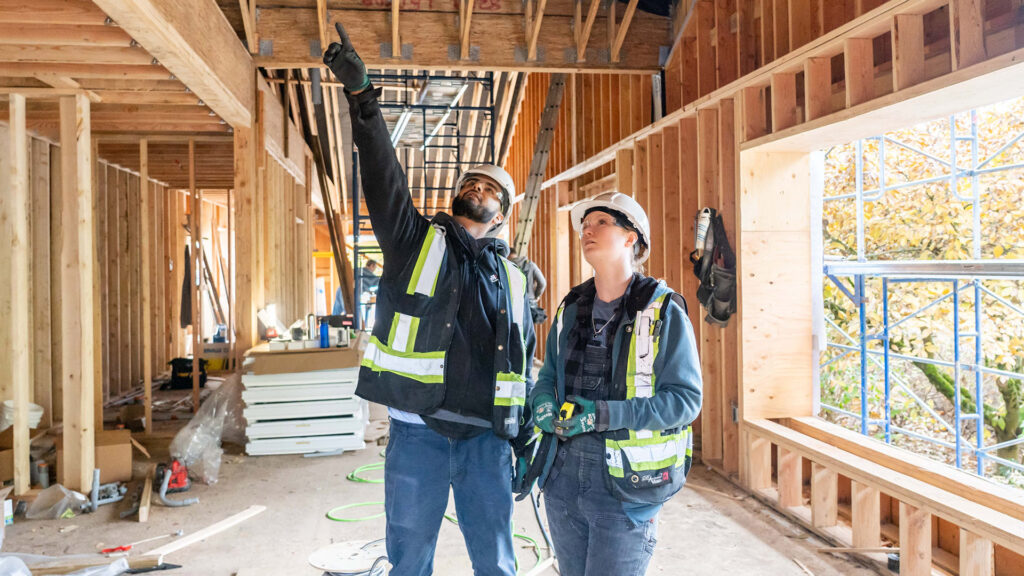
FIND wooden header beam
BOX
[91,0,255,128]
[254,7,669,72]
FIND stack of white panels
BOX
[242,366,367,456]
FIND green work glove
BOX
[322,22,370,92]
[532,392,557,434]
[553,396,608,437]
[512,456,529,493]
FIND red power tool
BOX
[154,460,190,494]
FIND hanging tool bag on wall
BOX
[688,208,737,326]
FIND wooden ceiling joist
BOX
[611,0,641,62]
[91,0,255,128]
[254,6,669,72]
[576,0,602,62]
[0,45,159,67]
[460,0,476,60]
[0,24,134,47]
[0,62,173,81]
[0,0,111,26]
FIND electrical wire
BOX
[327,452,555,574]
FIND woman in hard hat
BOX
[526,191,703,576]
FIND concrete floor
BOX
[5,435,880,576]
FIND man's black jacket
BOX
[346,86,536,440]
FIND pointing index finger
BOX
[335,22,353,51]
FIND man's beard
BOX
[452,193,499,224]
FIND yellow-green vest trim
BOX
[359,223,530,436]
[605,293,694,480]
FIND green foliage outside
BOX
[820,96,1024,489]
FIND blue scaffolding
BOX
[820,108,1024,480]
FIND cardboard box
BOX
[57,429,133,485]
[0,427,42,484]
[246,341,363,375]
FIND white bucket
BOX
[0,401,44,431]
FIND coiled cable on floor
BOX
[327,451,556,574]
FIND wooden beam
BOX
[950,0,986,70]
[577,0,601,61]
[811,462,838,527]
[770,72,798,130]
[91,0,255,127]
[741,85,767,140]
[0,24,133,47]
[899,502,932,576]
[257,7,666,72]
[527,0,549,62]
[611,0,641,63]
[189,139,201,412]
[59,94,95,493]
[31,140,52,429]
[892,14,925,90]
[316,0,329,56]
[851,481,881,548]
[0,45,154,66]
[0,63,174,81]
[140,140,153,434]
[804,56,832,121]
[777,446,802,508]
[843,37,874,107]
[746,432,772,491]
[238,0,257,53]
[8,94,31,495]
[392,0,401,58]
[959,530,994,576]
[615,148,633,197]
[695,0,716,97]
[461,0,476,60]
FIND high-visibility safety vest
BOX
[358,222,531,439]
[547,285,693,503]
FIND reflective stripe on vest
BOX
[361,335,445,383]
[388,312,421,353]
[606,292,694,478]
[494,257,528,408]
[407,225,446,297]
[361,226,447,382]
[495,372,527,407]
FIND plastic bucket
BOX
[0,401,45,431]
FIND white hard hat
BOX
[570,191,651,263]
[455,164,517,235]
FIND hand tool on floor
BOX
[84,469,127,513]
[101,529,184,554]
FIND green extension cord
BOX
[346,462,385,484]
[328,455,548,574]
[326,501,386,522]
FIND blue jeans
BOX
[543,434,658,576]
[385,418,516,576]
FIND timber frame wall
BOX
[511,0,1024,573]
[0,75,314,494]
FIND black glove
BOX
[322,22,370,92]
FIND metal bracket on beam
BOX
[380,43,414,60]
[514,46,546,63]
[259,39,274,56]
[447,45,480,61]
[658,45,671,66]
[310,40,322,59]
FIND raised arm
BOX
[324,23,427,262]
